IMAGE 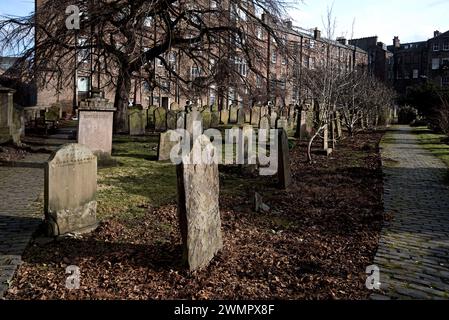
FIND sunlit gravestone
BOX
[45,144,98,237]
[176,135,223,272]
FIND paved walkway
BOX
[0,153,48,299]
[372,125,449,300]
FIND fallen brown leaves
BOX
[6,131,385,300]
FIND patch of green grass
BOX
[413,127,449,168]
[97,135,177,221]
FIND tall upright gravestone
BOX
[128,105,146,136]
[278,129,292,189]
[176,135,223,272]
[0,86,22,145]
[45,144,98,236]
[78,97,116,160]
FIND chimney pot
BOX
[314,28,321,40]
[434,30,441,38]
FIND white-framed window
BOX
[442,76,449,86]
[413,69,419,79]
[256,27,263,40]
[144,17,153,27]
[77,77,90,92]
[77,37,89,63]
[433,42,440,51]
[209,58,215,71]
[271,51,277,64]
[281,56,287,65]
[444,41,449,51]
[310,40,315,49]
[303,56,310,68]
[190,65,201,78]
[432,58,440,70]
[209,84,216,105]
[235,56,247,77]
[256,75,262,88]
[210,0,218,9]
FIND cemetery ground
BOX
[3,130,386,300]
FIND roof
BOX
[0,57,19,72]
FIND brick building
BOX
[387,30,449,95]
[33,0,368,115]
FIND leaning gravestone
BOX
[278,129,292,189]
[154,107,167,131]
[45,144,98,236]
[176,135,223,272]
[78,97,116,160]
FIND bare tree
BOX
[0,0,292,133]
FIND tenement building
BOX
[33,0,368,115]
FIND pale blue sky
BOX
[290,0,449,44]
[0,0,448,45]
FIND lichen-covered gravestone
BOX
[259,115,270,130]
[176,135,223,272]
[158,130,182,161]
[237,108,245,125]
[220,110,229,125]
[251,107,261,127]
[229,106,238,124]
[45,144,98,236]
[154,107,167,131]
[129,106,146,136]
[167,111,177,130]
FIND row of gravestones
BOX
[46,126,292,272]
[130,104,299,135]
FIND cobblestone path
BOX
[372,125,449,300]
[0,153,48,299]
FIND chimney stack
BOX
[284,20,293,29]
[434,30,441,38]
[314,28,321,40]
[337,37,347,45]
[393,36,400,49]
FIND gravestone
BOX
[251,107,261,127]
[211,111,220,128]
[237,108,245,125]
[45,144,98,236]
[176,135,222,272]
[229,105,238,124]
[128,105,146,135]
[167,111,177,130]
[276,116,288,130]
[270,112,278,128]
[158,130,182,161]
[220,110,229,125]
[147,105,157,130]
[170,102,181,111]
[177,111,186,129]
[244,109,251,123]
[45,105,60,122]
[154,107,167,131]
[186,107,203,136]
[260,106,269,117]
[78,97,116,160]
[278,129,292,189]
[259,115,270,130]
[201,110,212,129]
[0,86,15,144]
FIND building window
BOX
[77,37,89,63]
[190,65,201,79]
[77,77,90,92]
[442,77,449,86]
[303,56,310,68]
[157,57,164,67]
[310,40,315,49]
[256,27,263,40]
[444,41,449,51]
[433,43,440,51]
[413,69,419,79]
[256,75,262,88]
[234,56,247,77]
[281,56,287,65]
[271,51,277,64]
[442,58,449,67]
[432,58,440,70]
[210,0,218,9]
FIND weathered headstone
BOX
[0,86,15,144]
[177,111,186,129]
[229,105,238,124]
[211,111,220,128]
[270,112,278,128]
[186,107,203,136]
[261,106,269,117]
[259,115,270,130]
[158,130,182,161]
[201,110,212,129]
[244,109,251,123]
[251,107,261,127]
[154,107,167,131]
[147,105,157,130]
[167,111,177,130]
[170,101,181,111]
[278,129,292,189]
[45,144,98,236]
[220,110,229,125]
[78,97,116,160]
[276,116,288,130]
[237,107,245,125]
[176,135,223,272]
[128,105,146,135]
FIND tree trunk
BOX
[113,72,132,134]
